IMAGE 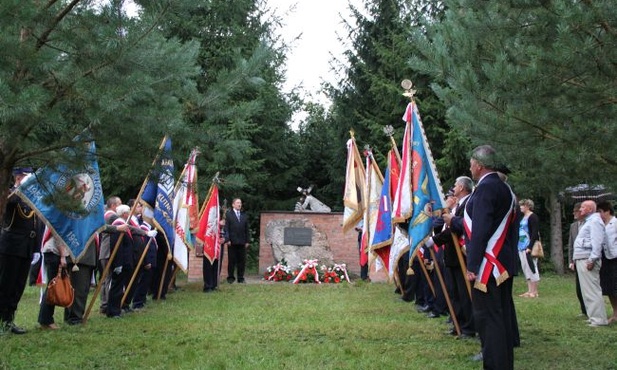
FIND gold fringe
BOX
[495,271,510,286]
[474,281,487,293]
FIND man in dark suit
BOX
[0,167,42,335]
[429,177,475,337]
[445,145,518,370]
[224,198,250,283]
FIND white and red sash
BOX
[463,185,516,292]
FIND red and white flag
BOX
[172,149,199,272]
[195,183,220,263]
[392,107,412,223]
[362,149,383,267]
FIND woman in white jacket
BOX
[598,201,617,324]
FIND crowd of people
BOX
[0,171,251,335]
[392,145,617,369]
[2,146,616,369]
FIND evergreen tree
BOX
[137,0,300,214]
[411,0,617,272]
[324,0,455,205]
[0,1,200,219]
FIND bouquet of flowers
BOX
[320,263,351,284]
[292,259,321,284]
[263,259,293,282]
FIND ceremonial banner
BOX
[362,149,383,268]
[370,150,396,273]
[392,113,412,223]
[405,102,445,258]
[388,226,410,280]
[172,149,199,272]
[17,140,105,259]
[195,183,220,263]
[342,135,366,233]
[366,151,384,247]
[142,136,175,257]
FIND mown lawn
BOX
[1,273,616,369]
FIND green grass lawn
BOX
[1,273,616,369]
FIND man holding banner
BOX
[445,145,518,369]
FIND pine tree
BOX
[317,0,454,206]
[0,1,200,219]
[411,0,617,272]
[138,0,300,213]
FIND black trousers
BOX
[472,277,514,370]
[65,263,94,324]
[575,270,587,315]
[107,267,130,317]
[38,253,61,325]
[132,268,153,308]
[447,266,475,335]
[0,254,30,322]
[227,244,246,281]
[203,257,220,290]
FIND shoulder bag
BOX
[46,267,75,307]
[531,240,544,259]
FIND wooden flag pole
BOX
[451,234,472,299]
[408,247,435,296]
[84,135,168,323]
[427,246,462,336]
[156,255,170,299]
[121,238,153,307]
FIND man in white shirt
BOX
[573,200,608,327]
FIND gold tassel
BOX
[406,267,415,275]
[72,264,80,272]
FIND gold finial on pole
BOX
[401,79,416,101]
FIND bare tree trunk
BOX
[0,167,12,223]
[549,192,564,274]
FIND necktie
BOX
[236,210,241,220]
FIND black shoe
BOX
[457,333,476,340]
[426,312,440,319]
[203,288,213,293]
[416,305,431,313]
[394,288,402,294]
[122,307,134,314]
[237,279,245,283]
[227,277,235,284]
[8,322,26,334]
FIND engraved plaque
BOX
[283,227,312,246]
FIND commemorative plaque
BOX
[283,227,312,246]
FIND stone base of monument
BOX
[185,211,388,283]
[259,211,387,282]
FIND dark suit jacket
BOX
[224,210,250,245]
[0,193,42,259]
[453,173,517,277]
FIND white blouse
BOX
[605,216,617,260]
